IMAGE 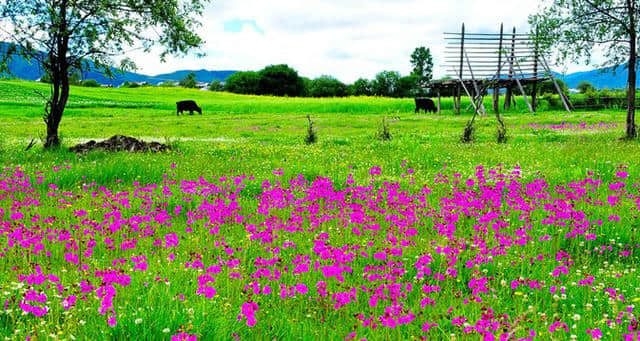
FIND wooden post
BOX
[532,25,539,112]
[504,27,516,110]
[437,89,441,113]
[456,23,465,115]
[493,23,504,113]
[464,49,486,115]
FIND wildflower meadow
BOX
[1,81,640,340]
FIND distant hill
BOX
[2,41,638,89]
[0,42,236,86]
[557,63,639,90]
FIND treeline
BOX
[220,64,423,98]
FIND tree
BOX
[410,46,434,96]
[308,76,348,97]
[577,80,595,94]
[180,73,198,88]
[0,1,210,148]
[80,79,100,88]
[258,64,305,97]
[372,71,401,97]
[537,79,569,96]
[352,78,372,96]
[224,71,261,94]
[208,80,224,92]
[530,0,639,139]
[397,75,418,98]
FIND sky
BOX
[128,0,594,83]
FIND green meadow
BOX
[1,80,640,340]
[0,80,637,185]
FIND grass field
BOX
[1,80,640,340]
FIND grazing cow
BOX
[415,98,437,113]
[176,100,202,116]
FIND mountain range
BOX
[1,42,637,89]
[0,42,236,86]
[557,64,637,90]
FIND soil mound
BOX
[69,135,170,153]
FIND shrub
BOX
[577,81,595,94]
[377,117,392,141]
[158,81,177,87]
[208,80,224,92]
[351,78,372,96]
[121,81,141,88]
[80,79,100,87]
[308,76,348,97]
[258,64,305,97]
[371,71,401,97]
[179,72,197,88]
[304,115,317,145]
[224,71,260,95]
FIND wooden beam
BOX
[532,25,539,112]
[504,27,516,110]
[493,23,504,113]
[464,49,486,115]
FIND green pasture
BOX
[0,80,637,186]
[0,80,640,340]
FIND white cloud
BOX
[127,0,594,83]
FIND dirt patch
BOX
[69,135,170,153]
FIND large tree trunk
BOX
[625,0,637,139]
[44,2,70,149]
[44,79,69,148]
[627,48,637,140]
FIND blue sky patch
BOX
[223,19,264,34]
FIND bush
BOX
[537,79,569,96]
[208,80,224,92]
[224,71,261,95]
[377,117,392,141]
[304,115,317,145]
[121,81,141,88]
[308,76,348,97]
[397,75,418,98]
[372,71,401,97]
[351,78,372,96]
[258,64,305,97]
[80,79,100,87]
[179,72,197,88]
[577,81,595,94]
[158,81,177,87]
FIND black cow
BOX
[415,98,437,113]
[176,100,202,116]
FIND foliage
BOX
[308,76,348,97]
[372,71,401,97]
[304,115,317,144]
[529,0,638,139]
[351,78,373,96]
[224,71,261,95]
[0,0,210,147]
[536,79,569,96]
[376,117,392,141]
[258,64,306,97]
[121,81,143,88]
[80,79,100,88]
[179,73,198,89]
[410,46,434,95]
[397,75,418,98]
[158,81,177,88]
[577,80,595,94]
[208,80,224,92]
